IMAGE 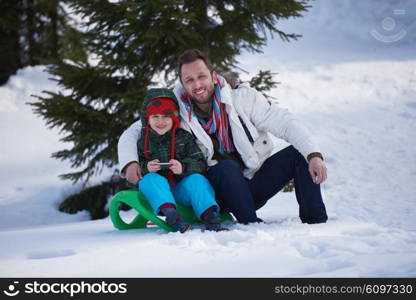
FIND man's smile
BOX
[194,88,206,96]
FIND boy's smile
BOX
[148,114,173,135]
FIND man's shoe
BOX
[301,217,327,224]
[240,217,264,225]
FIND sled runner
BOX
[109,190,234,232]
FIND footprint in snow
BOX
[26,249,76,260]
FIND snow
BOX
[0,0,415,277]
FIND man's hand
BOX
[308,157,327,184]
[125,162,143,184]
[147,159,161,173]
[169,159,183,175]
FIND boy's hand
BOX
[147,159,161,173]
[169,159,182,175]
[125,162,142,184]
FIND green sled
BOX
[109,190,234,232]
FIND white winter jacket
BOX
[118,75,320,179]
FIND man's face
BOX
[180,59,215,105]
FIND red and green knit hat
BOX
[144,97,180,129]
[141,88,180,127]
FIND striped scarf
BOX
[180,74,233,154]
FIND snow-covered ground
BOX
[0,0,415,277]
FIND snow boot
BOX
[202,207,229,232]
[160,207,192,233]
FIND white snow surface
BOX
[0,0,415,277]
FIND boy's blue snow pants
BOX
[138,173,218,218]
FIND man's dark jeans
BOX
[205,146,328,224]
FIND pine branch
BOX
[248,70,280,100]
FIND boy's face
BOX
[180,59,215,106]
[148,114,173,135]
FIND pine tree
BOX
[31,0,310,217]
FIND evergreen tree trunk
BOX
[0,0,22,85]
[0,27,21,85]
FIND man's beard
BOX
[189,95,212,105]
[188,84,215,106]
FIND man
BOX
[118,49,328,224]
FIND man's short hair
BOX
[177,49,213,81]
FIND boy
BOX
[134,88,228,233]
